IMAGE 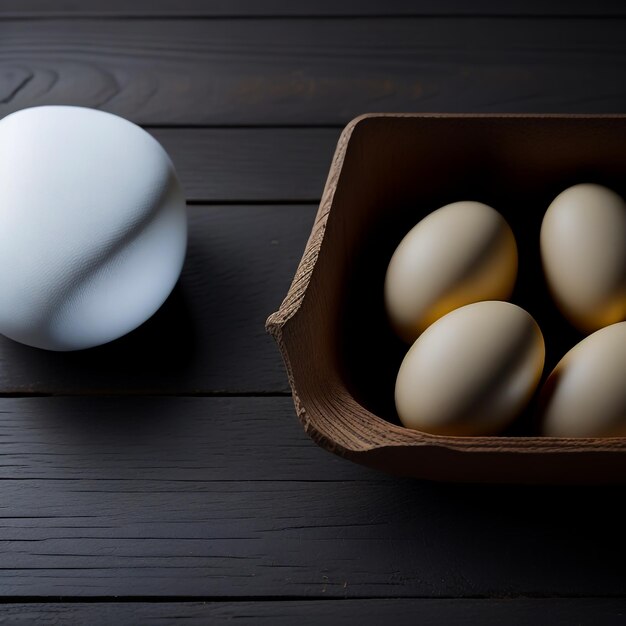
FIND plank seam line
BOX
[186,199,320,206]
[143,125,345,130]
[0,392,293,398]
[1,14,626,21]
[0,594,625,604]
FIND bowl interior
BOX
[330,116,624,435]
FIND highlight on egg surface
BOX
[385,201,518,344]
[540,322,626,438]
[540,183,626,333]
[395,301,545,437]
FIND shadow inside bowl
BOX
[337,117,624,436]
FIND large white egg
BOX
[0,106,187,351]
[385,201,518,343]
[541,322,626,437]
[540,183,626,333]
[395,301,545,436]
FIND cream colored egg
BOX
[541,322,626,437]
[385,201,518,343]
[540,184,626,333]
[395,301,545,436]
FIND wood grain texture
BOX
[1,599,625,625]
[2,1,625,17]
[2,5,625,612]
[150,129,338,202]
[0,204,314,394]
[0,397,367,483]
[1,18,625,125]
[1,396,626,597]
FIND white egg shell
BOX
[540,183,626,332]
[395,301,545,436]
[541,322,626,437]
[385,201,518,343]
[0,106,187,351]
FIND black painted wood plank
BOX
[1,599,625,625]
[1,18,624,125]
[2,1,624,18]
[0,204,314,394]
[0,397,366,482]
[150,128,338,202]
[0,397,626,597]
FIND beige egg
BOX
[395,301,545,436]
[540,183,626,333]
[385,201,518,343]
[541,322,626,437]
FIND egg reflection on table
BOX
[395,301,545,437]
[540,183,626,333]
[385,201,518,344]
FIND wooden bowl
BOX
[267,114,626,484]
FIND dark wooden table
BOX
[0,2,625,623]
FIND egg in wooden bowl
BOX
[267,114,626,484]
